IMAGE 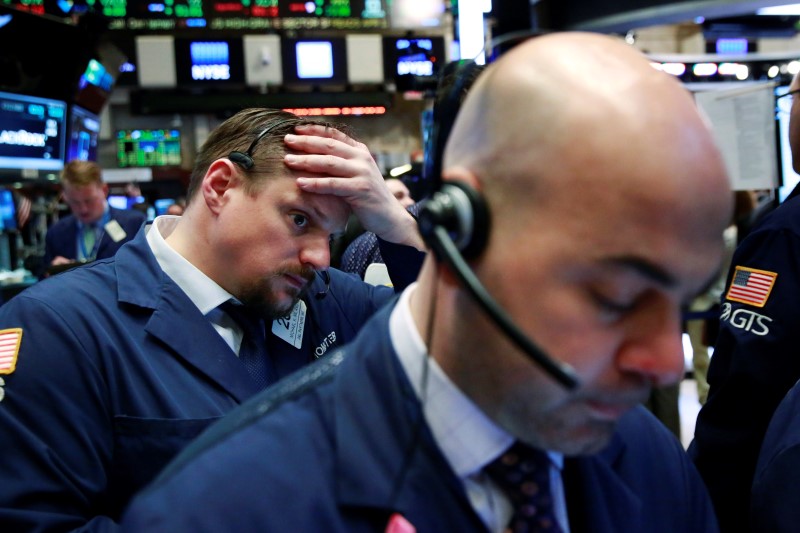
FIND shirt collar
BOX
[146,215,233,315]
[389,285,563,476]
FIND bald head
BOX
[443,32,730,226]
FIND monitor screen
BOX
[154,198,176,216]
[383,36,445,91]
[116,129,182,168]
[0,90,67,177]
[0,189,17,231]
[108,194,145,210]
[282,37,347,85]
[174,38,245,86]
[66,105,100,162]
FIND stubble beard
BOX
[238,266,316,321]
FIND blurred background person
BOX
[38,160,146,278]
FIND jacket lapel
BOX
[332,307,487,531]
[563,433,642,533]
[115,229,261,403]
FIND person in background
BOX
[0,108,424,530]
[685,190,753,406]
[340,177,417,281]
[120,32,731,532]
[39,160,146,278]
[690,69,800,532]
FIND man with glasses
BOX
[39,159,147,277]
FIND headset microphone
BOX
[418,188,579,390]
[315,270,331,300]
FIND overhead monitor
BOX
[0,90,67,177]
[66,104,101,162]
[383,36,445,91]
[174,38,245,86]
[281,37,348,86]
[116,129,182,168]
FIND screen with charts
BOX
[0,90,66,176]
[116,129,182,168]
[4,0,388,30]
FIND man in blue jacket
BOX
[120,32,731,532]
[39,159,146,278]
[0,109,424,530]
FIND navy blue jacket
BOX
[40,206,146,277]
[690,194,800,531]
[0,226,394,531]
[752,377,800,532]
[121,303,718,533]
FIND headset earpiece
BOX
[228,118,297,172]
[418,180,489,260]
[228,151,254,170]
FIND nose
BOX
[298,233,331,272]
[617,302,686,387]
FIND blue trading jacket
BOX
[40,206,147,277]
[0,225,395,531]
[120,303,718,533]
[690,193,800,532]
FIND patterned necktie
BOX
[485,441,563,533]
[218,301,271,390]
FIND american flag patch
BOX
[0,328,22,375]
[726,266,777,308]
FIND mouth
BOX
[282,273,309,291]
[585,398,643,422]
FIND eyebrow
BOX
[600,256,677,289]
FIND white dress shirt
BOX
[145,216,245,355]
[389,284,569,533]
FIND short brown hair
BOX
[186,109,351,203]
[61,160,104,188]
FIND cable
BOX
[429,225,580,390]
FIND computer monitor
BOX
[0,90,67,178]
[116,129,182,168]
[66,104,100,162]
[0,189,17,231]
[281,37,347,86]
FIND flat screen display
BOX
[0,189,17,231]
[0,90,66,175]
[66,105,100,162]
[116,129,182,168]
[282,37,347,85]
[383,36,445,90]
[174,38,245,86]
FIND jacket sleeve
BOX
[0,293,116,531]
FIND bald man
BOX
[120,32,732,532]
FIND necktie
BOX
[82,223,97,259]
[218,301,271,390]
[485,441,562,533]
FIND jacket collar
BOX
[114,228,261,402]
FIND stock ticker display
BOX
[0,0,387,30]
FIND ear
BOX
[201,158,239,215]
[100,183,109,197]
[441,165,480,191]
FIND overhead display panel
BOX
[0,0,389,31]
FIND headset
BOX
[416,61,580,390]
[228,118,298,171]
